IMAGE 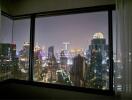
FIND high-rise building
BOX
[46,46,58,82]
[70,54,87,87]
[34,43,43,81]
[0,43,17,80]
[18,42,30,80]
[48,46,55,59]
[60,50,67,70]
[86,32,109,89]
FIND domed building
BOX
[86,32,109,89]
[93,32,104,39]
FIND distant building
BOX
[46,46,58,82]
[60,50,67,71]
[34,43,43,81]
[18,42,30,80]
[0,43,17,80]
[48,46,55,59]
[70,54,87,87]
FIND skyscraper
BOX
[18,42,30,80]
[47,46,58,82]
[48,46,55,59]
[87,32,109,89]
[71,54,86,87]
[60,50,67,70]
[34,43,43,81]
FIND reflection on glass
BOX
[13,19,30,80]
[112,11,123,92]
[0,16,30,81]
[0,11,112,90]
[34,12,109,90]
[0,15,14,81]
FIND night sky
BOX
[35,11,108,52]
[1,11,117,53]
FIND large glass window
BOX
[0,15,30,81]
[12,19,30,80]
[0,6,116,93]
[34,11,109,90]
[0,15,13,81]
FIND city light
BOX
[0,32,120,90]
[93,32,104,39]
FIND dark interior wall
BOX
[0,82,120,100]
[1,0,15,15]
[1,0,115,16]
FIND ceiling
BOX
[1,0,115,16]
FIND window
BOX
[0,15,13,80]
[0,5,116,93]
[12,19,30,80]
[34,11,110,90]
[0,14,30,81]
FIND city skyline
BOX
[1,10,122,91]
[1,11,109,52]
[35,11,108,53]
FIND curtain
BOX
[116,0,132,98]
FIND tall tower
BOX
[48,46,55,59]
[60,50,67,70]
[87,32,109,89]
[71,54,86,87]
[63,42,70,51]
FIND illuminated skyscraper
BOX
[87,32,109,89]
[18,42,30,80]
[47,46,58,82]
[34,43,43,81]
[60,50,67,70]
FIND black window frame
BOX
[1,4,115,95]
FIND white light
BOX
[102,87,106,90]
[62,42,70,50]
[57,60,60,63]
[21,68,27,73]
[6,59,11,62]
[117,85,122,88]
[67,59,73,65]
[117,75,122,79]
[106,69,109,72]
[102,59,106,64]
[94,69,96,73]
[24,42,29,46]
[20,58,26,61]
[56,69,63,73]
[42,56,46,60]
[93,32,104,39]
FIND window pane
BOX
[0,15,13,81]
[34,12,109,90]
[1,15,13,43]
[12,19,30,80]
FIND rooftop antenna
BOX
[63,42,70,50]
